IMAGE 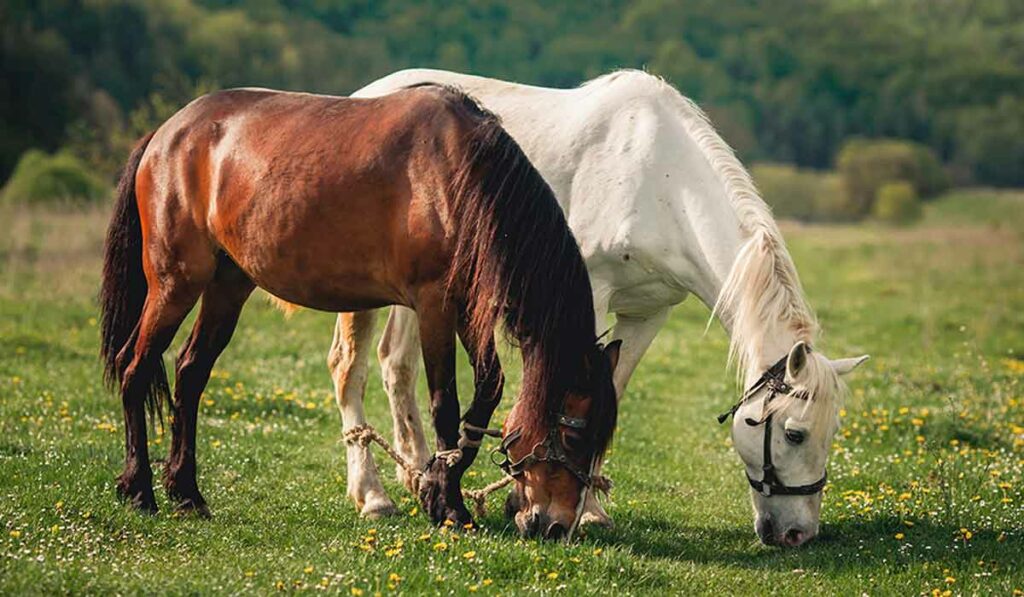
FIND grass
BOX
[1,189,1022,595]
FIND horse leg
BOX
[163,256,254,515]
[579,306,671,528]
[328,310,398,518]
[377,306,431,492]
[415,293,470,525]
[454,315,504,470]
[117,281,207,512]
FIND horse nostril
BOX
[545,522,567,540]
[756,517,776,545]
[783,528,806,547]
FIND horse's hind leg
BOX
[164,254,254,515]
[377,306,431,491]
[328,310,399,518]
[117,275,208,512]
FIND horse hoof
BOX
[444,507,474,528]
[361,497,399,520]
[116,479,158,514]
[396,466,421,494]
[173,498,212,519]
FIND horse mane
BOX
[423,83,617,458]
[582,71,839,406]
[646,76,818,374]
[601,71,852,425]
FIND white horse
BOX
[327,69,868,546]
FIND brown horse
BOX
[99,84,620,538]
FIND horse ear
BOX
[786,341,811,378]
[603,339,623,372]
[830,355,870,376]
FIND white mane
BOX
[588,71,822,385]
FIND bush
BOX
[1,149,109,205]
[752,163,857,222]
[836,139,949,216]
[873,181,921,225]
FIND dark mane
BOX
[429,83,617,459]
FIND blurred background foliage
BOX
[1,0,1021,219]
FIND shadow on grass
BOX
[580,512,1011,573]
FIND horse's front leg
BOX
[579,306,672,528]
[415,294,471,525]
[453,316,504,474]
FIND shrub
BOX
[836,139,948,216]
[1,149,109,205]
[752,163,857,222]
[873,181,921,225]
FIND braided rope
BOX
[342,423,514,516]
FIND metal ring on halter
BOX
[496,415,597,488]
[716,352,828,498]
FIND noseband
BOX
[718,354,828,497]
[492,413,597,487]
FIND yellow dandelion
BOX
[433,541,448,551]
[463,550,476,560]
[593,548,603,556]
[350,588,364,596]
[388,573,401,583]
[468,585,478,592]
[9,530,21,538]
[409,507,418,516]
[304,566,314,574]
[547,571,559,580]
[945,576,956,584]
[895,533,905,540]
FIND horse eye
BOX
[561,430,584,452]
[785,429,806,445]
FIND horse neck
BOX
[658,112,814,386]
[680,208,795,386]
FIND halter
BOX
[492,412,598,540]
[718,353,828,497]
[492,413,596,487]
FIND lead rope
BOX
[342,423,514,518]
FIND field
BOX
[1,190,1022,595]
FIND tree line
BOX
[2,0,1022,188]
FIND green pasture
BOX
[1,191,1022,594]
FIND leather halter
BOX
[718,354,828,497]
[492,413,597,487]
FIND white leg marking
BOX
[378,306,431,492]
[329,311,397,518]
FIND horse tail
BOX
[100,132,163,415]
